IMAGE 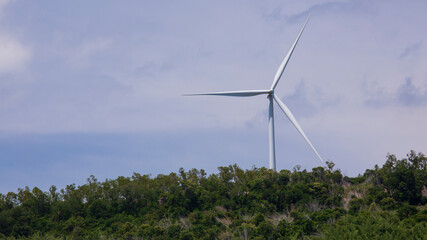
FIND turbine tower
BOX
[184,15,323,171]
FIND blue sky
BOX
[1,0,427,193]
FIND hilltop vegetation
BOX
[0,151,426,239]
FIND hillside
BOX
[0,151,426,239]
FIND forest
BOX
[0,150,426,239]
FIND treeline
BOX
[0,151,426,239]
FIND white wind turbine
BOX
[184,16,323,171]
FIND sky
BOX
[1,0,427,193]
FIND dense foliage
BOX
[0,151,426,239]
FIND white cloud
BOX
[0,35,30,73]
[0,1,30,73]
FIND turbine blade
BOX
[183,90,271,97]
[270,15,310,90]
[273,94,323,162]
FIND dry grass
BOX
[215,205,227,213]
[266,212,292,226]
[306,201,325,212]
[240,213,254,221]
[158,218,172,229]
[342,181,372,210]
[179,217,191,230]
[216,216,232,227]
[218,231,233,240]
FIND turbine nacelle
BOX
[184,15,323,170]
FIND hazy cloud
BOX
[363,80,392,108]
[0,0,9,14]
[64,38,114,69]
[399,42,422,60]
[396,78,427,106]
[364,78,427,108]
[284,80,318,117]
[266,0,375,24]
[1,0,427,193]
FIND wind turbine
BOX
[184,15,323,171]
